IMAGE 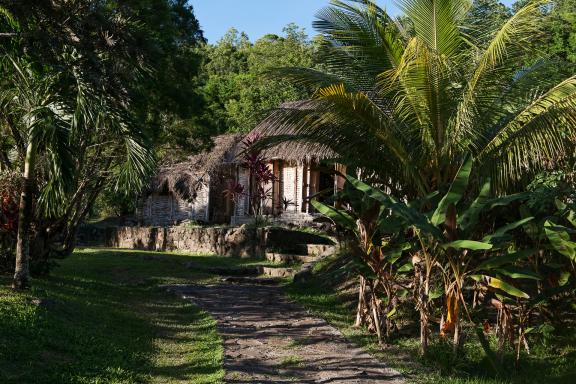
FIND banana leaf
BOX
[311,199,356,231]
[458,179,491,233]
[345,174,442,237]
[486,276,530,298]
[484,192,529,210]
[476,249,534,270]
[397,262,414,273]
[559,271,571,286]
[544,220,576,260]
[494,266,541,280]
[384,242,411,265]
[556,199,576,228]
[431,155,472,226]
[482,217,534,244]
[441,240,493,250]
[408,190,440,210]
[520,205,541,241]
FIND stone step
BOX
[306,243,337,256]
[185,263,261,276]
[265,252,318,264]
[266,243,337,256]
[261,266,296,278]
[222,276,281,286]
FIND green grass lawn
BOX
[284,256,576,384]
[0,249,272,384]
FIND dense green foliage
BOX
[0,1,206,280]
[547,0,576,62]
[198,24,316,134]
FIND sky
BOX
[190,0,516,43]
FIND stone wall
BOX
[230,212,321,226]
[77,225,266,258]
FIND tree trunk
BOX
[355,276,366,327]
[414,254,430,356]
[368,280,384,345]
[420,310,429,355]
[13,142,36,290]
[453,315,461,354]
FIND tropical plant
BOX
[0,58,155,288]
[0,60,75,289]
[311,186,413,344]
[223,134,278,223]
[263,0,576,198]
[313,157,543,366]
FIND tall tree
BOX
[0,0,206,287]
[466,0,512,48]
[547,0,576,62]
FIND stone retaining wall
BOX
[77,225,266,258]
[230,212,322,226]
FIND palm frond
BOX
[396,0,469,57]
[464,0,548,101]
[478,76,576,186]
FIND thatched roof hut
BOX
[150,134,244,201]
[251,101,337,163]
[139,103,346,226]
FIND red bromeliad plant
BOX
[1,171,20,270]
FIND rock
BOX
[29,298,60,310]
[207,267,261,276]
[224,224,249,246]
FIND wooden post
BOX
[334,163,347,193]
[273,160,282,214]
[302,163,309,213]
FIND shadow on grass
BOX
[0,249,235,384]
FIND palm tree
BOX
[264,0,576,197]
[1,58,155,289]
[0,60,74,289]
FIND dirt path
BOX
[164,283,404,384]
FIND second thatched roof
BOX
[249,101,337,162]
[150,134,243,201]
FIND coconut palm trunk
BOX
[13,142,36,290]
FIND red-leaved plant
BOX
[224,134,277,220]
[1,193,18,234]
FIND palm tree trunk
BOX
[13,142,36,290]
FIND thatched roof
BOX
[150,134,243,201]
[249,101,337,163]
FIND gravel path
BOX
[164,283,404,384]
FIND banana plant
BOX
[311,187,414,345]
[313,156,538,361]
